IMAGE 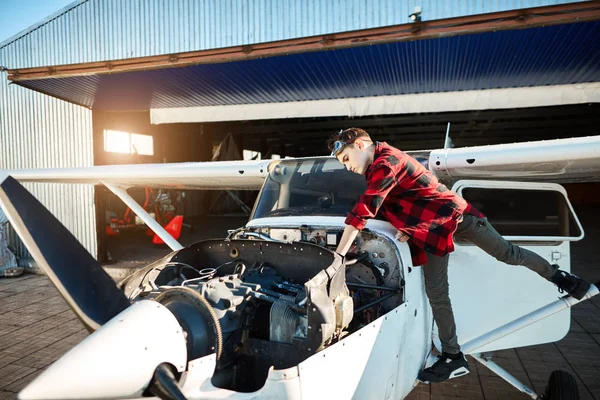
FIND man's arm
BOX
[337,164,403,256]
[335,224,360,256]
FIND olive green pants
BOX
[423,214,557,354]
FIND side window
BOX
[461,188,582,238]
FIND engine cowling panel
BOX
[119,239,351,392]
[118,232,403,392]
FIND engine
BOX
[198,267,310,347]
[118,239,354,392]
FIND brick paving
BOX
[0,210,599,399]
[0,275,88,398]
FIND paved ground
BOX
[0,210,599,399]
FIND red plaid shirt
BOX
[345,142,485,266]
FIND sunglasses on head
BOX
[330,130,353,157]
[330,140,347,157]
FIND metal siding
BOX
[0,76,97,260]
[0,0,585,69]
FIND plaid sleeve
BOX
[464,202,486,218]
[345,164,398,230]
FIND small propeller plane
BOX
[1,135,599,400]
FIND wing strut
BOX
[471,354,538,399]
[102,181,184,251]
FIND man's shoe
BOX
[551,267,591,300]
[418,352,470,383]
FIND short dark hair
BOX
[326,127,372,152]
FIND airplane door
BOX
[443,180,584,353]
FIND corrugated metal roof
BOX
[0,0,585,68]
[15,21,600,111]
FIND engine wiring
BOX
[180,260,240,287]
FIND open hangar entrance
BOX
[92,110,252,265]
[90,103,600,265]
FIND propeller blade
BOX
[18,300,188,400]
[0,173,130,331]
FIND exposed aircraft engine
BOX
[242,226,405,326]
[195,267,308,345]
[118,239,353,392]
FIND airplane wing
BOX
[7,136,600,190]
[427,135,600,183]
[7,159,276,252]
[9,159,273,190]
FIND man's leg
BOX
[456,215,590,299]
[418,252,470,382]
[422,253,460,354]
[455,214,555,278]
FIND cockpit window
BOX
[251,158,367,219]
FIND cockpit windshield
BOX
[251,157,367,219]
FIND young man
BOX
[328,127,591,383]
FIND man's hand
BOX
[336,225,360,256]
[395,231,410,243]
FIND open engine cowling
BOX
[118,239,352,392]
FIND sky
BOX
[0,0,76,44]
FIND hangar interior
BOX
[88,103,600,263]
